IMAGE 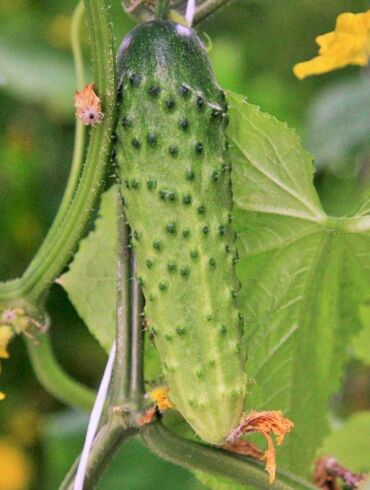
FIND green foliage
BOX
[319,412,370,472]
[227,90,370,476]
[0,37,75,118]
[306,76,370,177]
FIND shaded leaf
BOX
[60,187,117,352]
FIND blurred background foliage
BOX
[0,0,370,488]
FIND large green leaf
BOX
[227,91,370,476]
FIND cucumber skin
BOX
[116,21,246,445]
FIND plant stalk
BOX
[26,334,96,411]
[141,421,317,490]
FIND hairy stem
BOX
[0,0,117,306]
[141,421,316,490]
[26,334,96,411]
[111,191,132,406]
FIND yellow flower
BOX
[0,439,32,490]
[293,10,370,79]
[0,325,14,359]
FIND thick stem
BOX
[26,334,96,411]
[141,421,316,490]
[60,420,138,490]
[193,0,234,24]
[0,0,117,306]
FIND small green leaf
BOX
[60,186,117,352]
[227,91,370,476]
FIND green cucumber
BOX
[115,21,246,445]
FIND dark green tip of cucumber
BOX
[197,205,205,214]
[209,258,216,266]
[117,21,224,107]
[195,142,203,154]
[132,138,140,148]
[176,326,187,335]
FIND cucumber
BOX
[115,21,246,445]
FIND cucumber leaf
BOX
[227,91,370,476]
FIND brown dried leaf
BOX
[74,83,103,126]
[227,410,294,484]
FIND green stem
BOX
[60,0,86,208]
[141,421,316,490]
[111,191,132,406]
[0,0,117,306]
[60,420,138,490]
[155,0,170,20]
[193,0,234,24]
[129,253,145,406]
[26,334,96,411]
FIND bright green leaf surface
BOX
[319,412,370,472]
[227,91,370,476]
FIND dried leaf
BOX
[74,83,103,126]
[227,411,294,484]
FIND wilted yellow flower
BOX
[148,386,175,411]
[293,10,370,79]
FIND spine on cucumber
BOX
[115,21,246,445]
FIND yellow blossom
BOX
[0,439,32,490]
[0,325,14,359]
[293,10,370,79]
